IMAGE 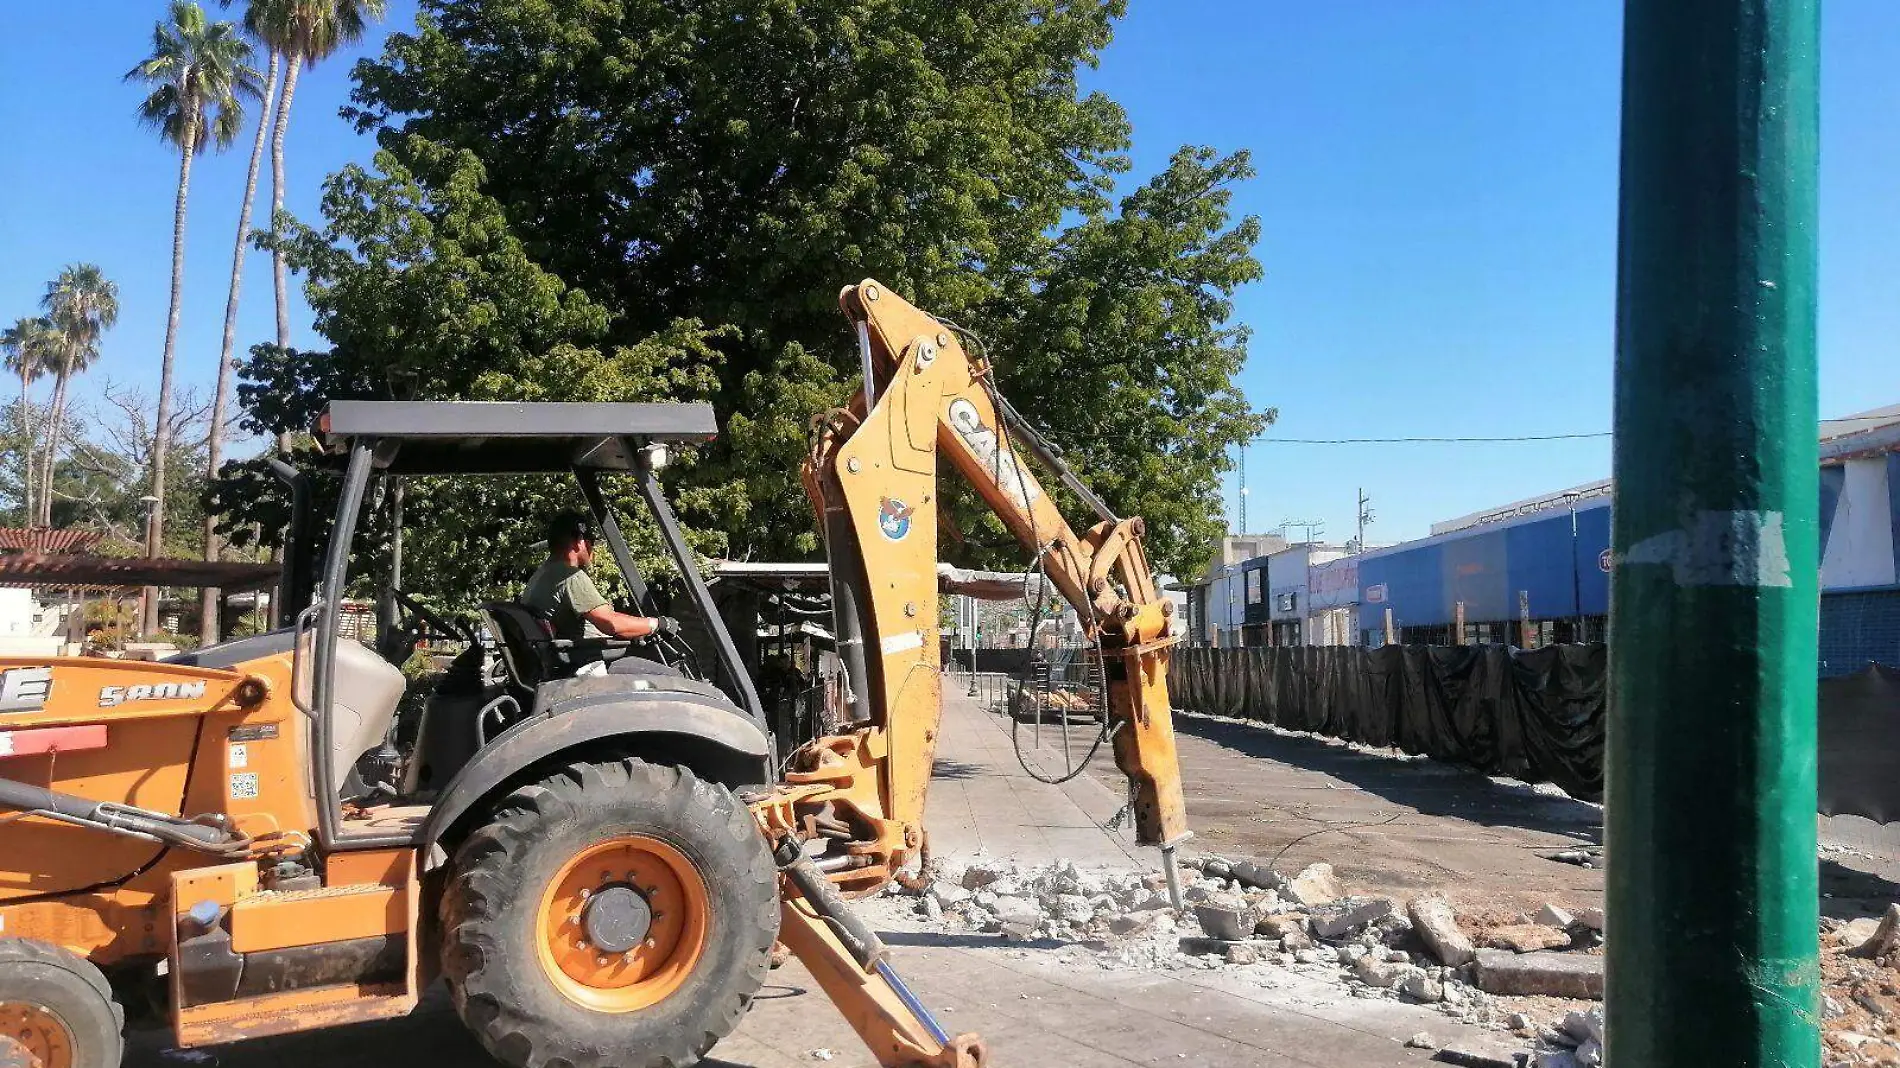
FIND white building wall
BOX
[0,589,35,636]
[1823,457,1897,589]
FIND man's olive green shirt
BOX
[520,561,608,639]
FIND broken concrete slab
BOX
[1194,893,1258,941]
[995,903,1042,941]
[961,863,1007,890]
[1850,903,1900,959]
[1313,896,1399,939]
[1473,949,1604,999]
[1351,954,1420,989]
[1572,906,1604,932]
[1535,904,1575,929]
[1283,862,1343,907]
[1399,971,1446,1003]
[1483,924,1571,953]
[1255,913,1307,940]
[1231,859,1285,891]
[1558,1008,1603,1046]
[929,883,972,910]
[1433,1044,1525,1068]
[1409,896,1477,967]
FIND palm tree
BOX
[204,0,291,640]
[129,0,262,633]
[39,265,120,527]
[1,317,59,526]
[266,0,386,357]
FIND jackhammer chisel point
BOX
[1161,845,1184,911]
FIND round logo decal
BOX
[878,497,915,541]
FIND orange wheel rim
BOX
[0,1002,74,1068]
[534,834,710,1012]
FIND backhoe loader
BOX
[0,281,1188,1068]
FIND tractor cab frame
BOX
[284,400,772,854]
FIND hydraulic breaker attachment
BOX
[772,837,986,1068]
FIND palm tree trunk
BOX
[37,356,70,527]
[17,363,32,526]
[145,126,196,636]
[269,52,302,457]
[202,50,282,644]
[270,53,300,353]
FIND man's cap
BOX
[548,511,597,547]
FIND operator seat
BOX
[483,602,559,705]
[482,602,682,707]
[169,630,404,795]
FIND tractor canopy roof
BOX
[319,401,718,475]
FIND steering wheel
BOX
[389,588,474,644]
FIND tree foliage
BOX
[229,0,1269,603]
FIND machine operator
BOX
[520,511,674,641]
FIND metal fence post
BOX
[1607,1,1821,1064]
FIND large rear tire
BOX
[441,759,778,1068]
[0,939,123,1068]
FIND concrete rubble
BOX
[885,853,1900,1067]
[1410,896,1478,967]
[887,851,1622,1059]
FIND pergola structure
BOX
[0,528,280,646]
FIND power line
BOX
[1257,417,1876,446]
[1260,432,1608,444]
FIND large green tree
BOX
[233,0,1266,597]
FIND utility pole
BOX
[1355,489,1374,553]
[1607,3,1819,1065]
[1237,443,1248,535]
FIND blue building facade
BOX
[1356,501,1612,646]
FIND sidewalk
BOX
[921,680,1141,866]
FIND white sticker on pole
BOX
[1620,510,1792,587]
[881,631,925,656]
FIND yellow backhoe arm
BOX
[754,279,1190,1067]
[828,279,1189,849]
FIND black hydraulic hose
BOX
[821,506,874,726]
[0,776,234,849]
[772,835,887,969]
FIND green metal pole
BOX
[1608,2,1820,1065]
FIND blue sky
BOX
[3,2,1896,545]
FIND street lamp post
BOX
[137,494,159,637]
[1565,491,1584,642]
[966,594,979,698]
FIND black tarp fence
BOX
[1169,644,1609,802]
[1171,646,1900,820]
[1819,664,1900,824]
